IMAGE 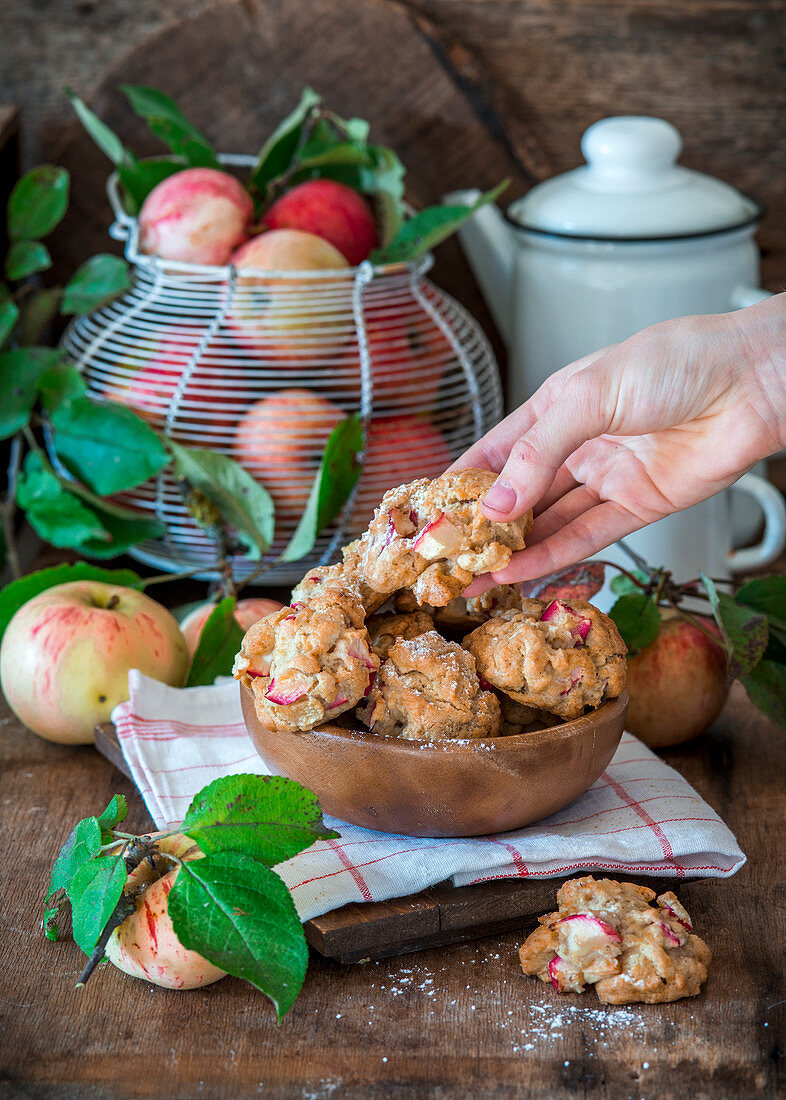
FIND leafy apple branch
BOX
[44,776,338,1020]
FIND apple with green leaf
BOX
[0,581,188,744]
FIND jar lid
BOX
[507,117,761,240]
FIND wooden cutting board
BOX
[94,721,697,963]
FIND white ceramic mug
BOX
[590,472,786,612]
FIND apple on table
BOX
[0,581,189,744]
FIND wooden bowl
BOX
[240,686,627,838]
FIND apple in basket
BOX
[232,388,345,514]
[138,167,253,266]
[225,229,351,363]
[95,327,236,439]
[0,582,189,744]
[180,597,284,658]
[624,609,729,748]
[340,306,452,410]
[263,179,378,266]
[105,832,226,990]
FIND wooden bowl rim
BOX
[240,684,628,756]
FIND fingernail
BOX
[483,481,516,513]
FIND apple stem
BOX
[106,594,120,610]
[75,895,136,990]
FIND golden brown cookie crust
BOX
[291,540,387,615]
[358,469,532,607]
[233,590,379,732]
[463,598,626,719]
[357,630,502,741]
[518,876,710,1005]
[367,609,436,661]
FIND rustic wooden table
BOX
[0,680,783,1099]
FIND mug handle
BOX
[731,285,772,309]
[728,472,786,574]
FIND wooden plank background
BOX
[1,0,784,318]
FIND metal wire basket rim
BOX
[106,156,433,280]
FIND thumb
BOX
[481,367,615,521]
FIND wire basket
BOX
[60,156,503,584]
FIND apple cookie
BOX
[394,583,525,633]
[233,589,379,733]
[463,598,626,720]
[358,469,532,607]
[367,609,436,661]
[357,630,502,741]
[519,876,711,1004]
[291,540,387,615]
[497,694,556,736]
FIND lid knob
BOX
[581,116,682,179]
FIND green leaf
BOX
[17,287,61,345]
[5,240,52,280]
[610,568,651,596]
[69,854,127,955]
[51,394,169,494]
[37,363,88,413]
[701,573,768,681]
[181,774,338,866]
[608,593,661,653]
[280,414,363,562]
[72,499,163,559]
[60,254,130,315]
[248,87,322,202]
[741,660,786,730]
[15,452,162,558]
[17,459,111,549]
[372,181,509,264]
[0,298,19,347]
[7,165,69,242]
[46,816,101,901]
[116,158,184,214]
[43,902,62,941]
[66,89,130,167]
[735,576,786,646]
[186,597,245,688]
[169,442,274,560]
[120,84,220,169]
[96,794,128,835]
[0,346,62,439]
[0,561,142,644]
[168,851,308,1020]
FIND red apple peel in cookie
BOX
[657,922,683,947]
[549,955,568,992]
[560,670,584,696]
[412,514,464,559]
[553,913,622,954]
[659,895,693,931]
[540,600,591,645]
[264,680,307,706]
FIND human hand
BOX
[453,294,786,593]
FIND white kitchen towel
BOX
[112,671,746,922]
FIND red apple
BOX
[138,167,253,265]
[232,388,346,515]
[0,582,189,744]
[263,179,378,265]
[93,328,236,441]
[180,597,284,658]
[625,610,729,748]
[227,230,350,363]
[340,306,451,410]
[106,832,226,990]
